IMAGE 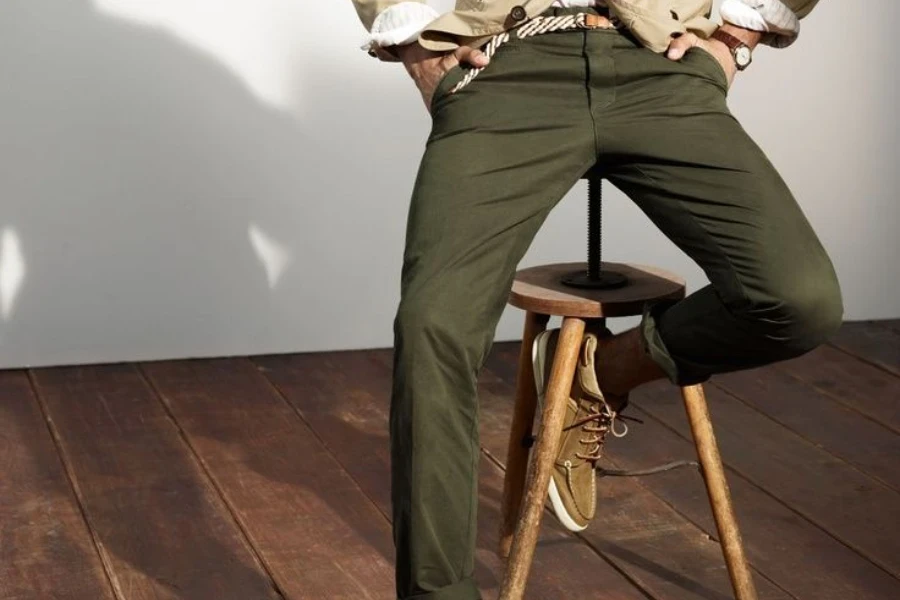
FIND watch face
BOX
[736,46,752,67]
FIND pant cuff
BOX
[401,578,481,600]
[639,300,708,386]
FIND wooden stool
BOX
[495,260,759,600]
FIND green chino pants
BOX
[389,7,842,599]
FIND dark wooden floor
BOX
[2,320,898,600]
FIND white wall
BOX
[1,0,897,369]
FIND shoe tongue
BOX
[576,334,606,403]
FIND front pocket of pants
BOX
[689,46,729,94]
[429,63,465,114]
[430,35,528,113]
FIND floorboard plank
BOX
[635,379,900,576]
[828,321,900,376]
[141,358,396,600]
[30,364,281,600]
[488,341,900,600]
[776,345,900,433]
[0,370,116,600]
[713,367,900,491]
[255,350,654,600]
[880,319,900,335]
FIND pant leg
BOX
[391,30,597,600]
[597,40,843,385]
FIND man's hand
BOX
[395,43,490,111]
[666,33,737,87]
[665,25,762,89]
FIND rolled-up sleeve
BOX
[720,0,821,48]
[360,1,440,53]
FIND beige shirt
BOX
[353,0,819,56]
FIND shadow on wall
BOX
[0,0,415,368]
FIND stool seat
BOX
[509,261,685,318]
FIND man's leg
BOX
[597,41,843,388]
[390,32,598,599]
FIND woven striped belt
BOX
[449,12,621,94]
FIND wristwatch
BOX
[710,29,753,71]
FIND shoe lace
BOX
[564,400,639,463]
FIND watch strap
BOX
[710,28,752,70]
[711,29,745,51]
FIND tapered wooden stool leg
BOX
[499,317,585,600]
[499,311,550,558]
[681,384,759,600]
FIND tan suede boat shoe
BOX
[532,329,629,532]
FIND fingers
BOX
[455,46,490,68]
[666,32,699,61]
[420,44,488,112]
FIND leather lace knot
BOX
[564,400,641,463]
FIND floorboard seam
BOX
[771,362,900,437]
[135,362,288,600]
[26,369,125,600]
[707,379,900,494]
[248,356,395,527]
[826,339,900,378]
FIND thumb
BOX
[666,32,699,60]
[456,45,490,68]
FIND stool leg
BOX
[499,311,550,558]
[499,316,585,600]
[681,384,759,600]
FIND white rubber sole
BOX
[548,478,587,532]
[532,330,588,533]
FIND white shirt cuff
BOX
[720,0,767,31]
[360,2,441,52]
[720,0,801,48]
